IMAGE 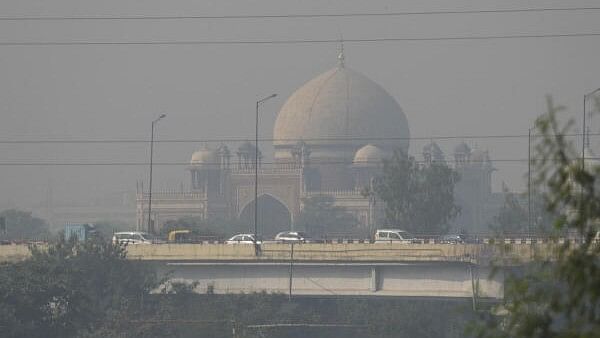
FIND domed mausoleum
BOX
[136,50,499,235]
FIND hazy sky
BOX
[1,0,600,214]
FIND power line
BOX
[0,132,592,144]
[246,323,367,329]
[1,33,600,46]
[1,6,598,21]
[0,158,591,166]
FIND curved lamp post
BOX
[583,88,600,165]
[255,94,277,241]
[148,113,166,233]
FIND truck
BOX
[64,223,96,242]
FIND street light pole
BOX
[528,128,532,237]
[583,89,600,164]
[254,94,277,241]
[148,113,166,234]
[583,89,600,166]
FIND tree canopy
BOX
[372,150,459,234]
[0,209,50,241]
[0,238,158,337]
[295,195,358,237]
[490,187,557,236]
[473,96,600,337]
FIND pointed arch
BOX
[238,194,292,237]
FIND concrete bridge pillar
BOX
[370,266,379,292]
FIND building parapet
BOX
[231,167,303,175]
[305,188,364,197]
[137,191,205,200]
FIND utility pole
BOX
[581,89,600,228]
[583,94,587,167]
[147,113,166,234]
[289,242,294,301]
[528,128,532,237]
[583,88,600,167]
[254,94,277,241]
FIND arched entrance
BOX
[239,194,292,238]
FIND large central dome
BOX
[273,61,410,162]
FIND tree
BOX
[91,220,132,240]
[489,187,528,235]
[473,96,600,337]
[0,237,159,337]
[372,150,459,234]
[0,209,50,241]
[490,187,557,236]
[295,195,358,237]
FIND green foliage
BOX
[473,96,600,337]
[295,195,359,237]
[373,149,460,234]
[0,209,50,240]
[490,189,528,235]
[109,293,476,338]
[92,221,132,239]
[490,188,557,236]
[0,237,159,338]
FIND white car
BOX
[226,234,260,244]
[274,231,307,243]
[374,229,419,244]
[112,231,160,245]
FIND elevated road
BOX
[124,242,552,264]
[0,243,557,299]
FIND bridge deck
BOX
[126,243,550,264]
[0,243,554,264]
[0,243,556,298]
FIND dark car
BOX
[440,234,466,244]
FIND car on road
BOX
[112,231,162,245]
[226,234,260,244]
[374,229,420,243]
[440,234,466,244]
[274,231,307,243]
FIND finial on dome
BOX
[337,38,345,68]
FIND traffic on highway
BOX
[108,228,587,246]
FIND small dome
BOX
[190,147,216,166]
[423,142,444,161]
[470,148,494,169]
[454,142,471,155]
[353,144,387,166]
[470,148,488,163]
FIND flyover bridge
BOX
[0,243,554,299]
[125,243,551,299]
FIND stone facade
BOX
[137,54,500,235]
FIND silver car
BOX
[112,231,159,245]
[226,234,260,244]
[274,231,307,243]
[374,229,419,244]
